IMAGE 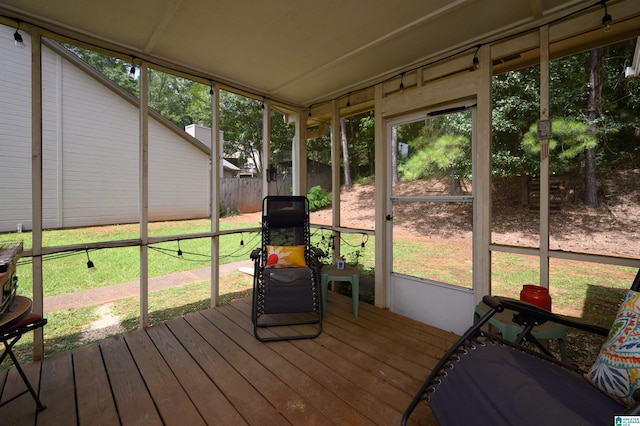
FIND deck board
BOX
[180,312,325,425]
[177,313,289,425]
[100,335,163,425]
[148,319,248,425]
[72,344,120,426]
[0,292,457,425]
[37,351,76,426]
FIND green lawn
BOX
[0,219,261,299]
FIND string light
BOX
[346,92,351,111]
[85,249,96,272]
[472,46,480,70]
[13,21,24,48]
[399,73,404,92]
[128,61,136,79]
[361,233,368,248]
[600,1,612,32]
[177,240,184,260]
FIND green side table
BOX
[321,265,360,317]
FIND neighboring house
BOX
[184,124,240,178]
[187,123,259,177]
[0,28,236,233]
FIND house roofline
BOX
[43,39,212,156]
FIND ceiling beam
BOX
[143,0,184,54]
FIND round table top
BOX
[0,296,32,331]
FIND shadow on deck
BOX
[0,292,458,425]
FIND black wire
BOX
[147,231,261,263]
[16,248,90,266]
[11,230,263,266]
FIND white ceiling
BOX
[0,0,636,107]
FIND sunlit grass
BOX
[4,272,253,368]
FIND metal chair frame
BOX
[250,196,323,342]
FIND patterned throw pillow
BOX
[265,245,307,268]
[586,290,640,406]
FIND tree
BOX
[340,118,352,189]
[491,66,541,177]
[585,48,600,207]
[391,125,398,185]
[521,119,597,181]
[218,92,263,173]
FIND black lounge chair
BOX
[250,196,323,341]
[402,269,640,425]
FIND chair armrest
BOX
[250,248,261,261]
[487,295,610,337]
[310,247,324,259]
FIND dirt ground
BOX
[309,171,640,258]
[234,171,639,262]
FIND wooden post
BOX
[262,99,270,198]
[31,27,44,359]
[539,26,550,289]
[331,100,342,262]
[210,84,221,307]
[139,61,149,328]
[474,44,493,301]
[374,84,387,308]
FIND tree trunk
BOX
[340,118,352,190]
[391,125,398,186]
[585,48,600,208]
[449,177,462,195]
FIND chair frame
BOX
[250,196,323,342]
[402,295,640,425]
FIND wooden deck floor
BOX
[0,292,458,425]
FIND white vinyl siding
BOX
[0,26,32,233]
[148,124,210,221]
[0,26,211,233]
[58,54,140,228]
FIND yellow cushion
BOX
[265,245,307,268]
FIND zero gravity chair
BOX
[402,268,640,426]
[250,196,324,341]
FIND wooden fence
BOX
[221,173,332,213]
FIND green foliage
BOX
[521,118,598,174]
[307,185,331,211]
[354,175,375,185]
[491,150,529,178]
[339,112,376,180]
[219,203,239,218]
[399,133,470,180]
